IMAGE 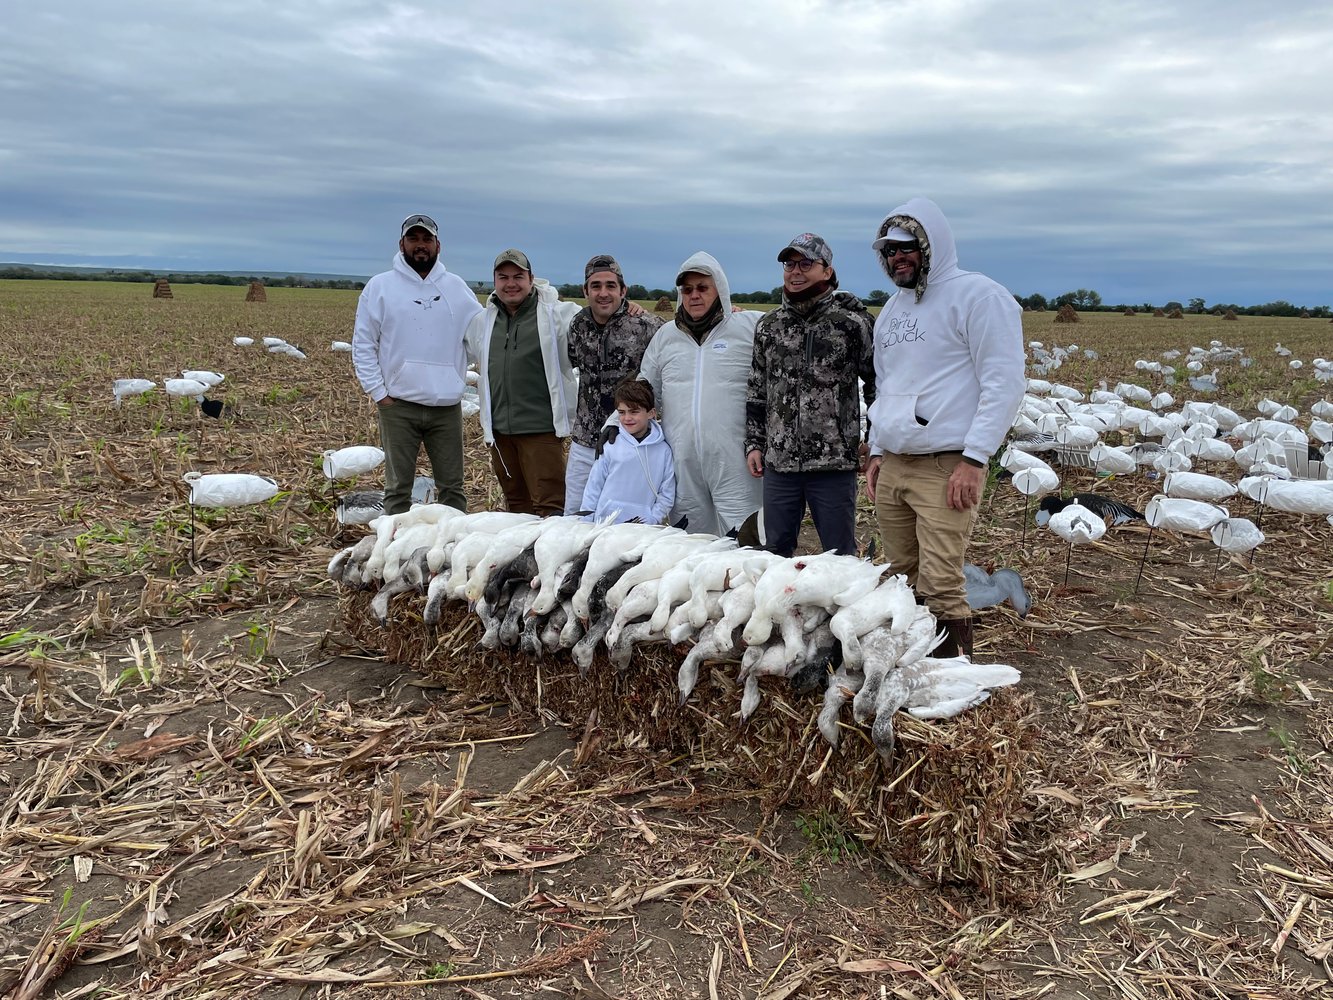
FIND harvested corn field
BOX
[2,279,1332,998]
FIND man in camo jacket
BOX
[744,233,876,556]
[564,254,664,514]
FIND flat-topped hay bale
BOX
[341,591,1054,903]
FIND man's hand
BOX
[857,441,870,473]
[377,395,396,407]
[746,450,764,478]
[864,455,881,501]
[947,461,985,511]
[595,424,620,458]
[626,302,646,317]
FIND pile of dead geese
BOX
[329,506,1021,758]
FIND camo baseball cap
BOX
[493,249,532,272]
[400,214,438,237]
[584,254,624,282]
[778,233,832,264]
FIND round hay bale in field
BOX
[1054,304,1079,323]
[654,295,673,313]
[152,278,173,299]
[1167,308,1184,319]
[245,280,267,302]
[1123,308,1136,316]
[1223,309,1238,321]
[340,592,1056,904]
[1300,310,1311,318]
[1152,308,1166,317]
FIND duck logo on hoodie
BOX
[881,315,924,348]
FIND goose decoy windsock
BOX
[1035,493,1144,527]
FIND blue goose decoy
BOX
[1035,493,1143,528]
[963,564,1032,618]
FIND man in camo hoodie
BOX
[744,233,876,557]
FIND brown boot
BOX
[937,617,975,658]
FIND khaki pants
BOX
[377,400,465,515]
[491,432,566,516]
[874,452,978,620]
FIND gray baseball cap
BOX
[401,214,438,237]
[778,232,832,264]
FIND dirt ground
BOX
[2,283,1331,998]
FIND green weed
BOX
[795,808,861,863]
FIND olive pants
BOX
[376,399,466,514]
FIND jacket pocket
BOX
[388,360,465,406]
[867,392,932,454]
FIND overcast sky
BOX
[3,1,1331,305]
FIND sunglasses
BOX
[881,243,920,258]
[781,258,824,272]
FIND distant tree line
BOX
[1013,288,1331,318]
[0,265,365,290]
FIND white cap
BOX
[871,225,917,250]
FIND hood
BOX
[872,197,959,302]
[392,252,452,286]
[673,251,733,314]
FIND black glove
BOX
[595,424,620,458]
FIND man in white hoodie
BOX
[863,198,1025,657]
[353,214,483,513]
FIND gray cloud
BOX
[3,0,1331,305]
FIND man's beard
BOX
[409,251,438,275]
[891,264,919,289]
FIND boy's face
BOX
[616,404,655,439]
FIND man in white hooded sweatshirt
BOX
[863,198,1025,657]
[638,252,763,536]
[353,214,483,513]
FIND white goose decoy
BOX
[233,336,254,346]
[164,378,209,402]
[322,446,386,480]
[963,564,1032,618]
[1163,471,1237,503]
[112,378,156,405]
[181,370,224,387]
[331,341,353,352]
[1047,502,1108,544]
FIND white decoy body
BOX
[112,378,157,405]
[164,378,209,402]
[1046,502,1107,544]
[181,370,225,387]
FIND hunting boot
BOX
[937,617,975,658]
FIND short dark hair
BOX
[613,377,655,411]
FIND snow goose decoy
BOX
[112,378,156,406]
[1045,501,1107,587]
[1036,493,1143,528]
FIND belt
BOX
[892,450,963,459]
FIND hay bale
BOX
[1053,304,1078,323]
[654,296,673,313]
[152,278,173,299]
[341,593,1053,903]
[1167,308,1184,319]
[1300,310,1311,318]
[245,281,267,303]
[1123,308,1136,316]
[1223,309,1238,321]
[1152,308,1165,317]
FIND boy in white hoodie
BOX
[579,379,676,525]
